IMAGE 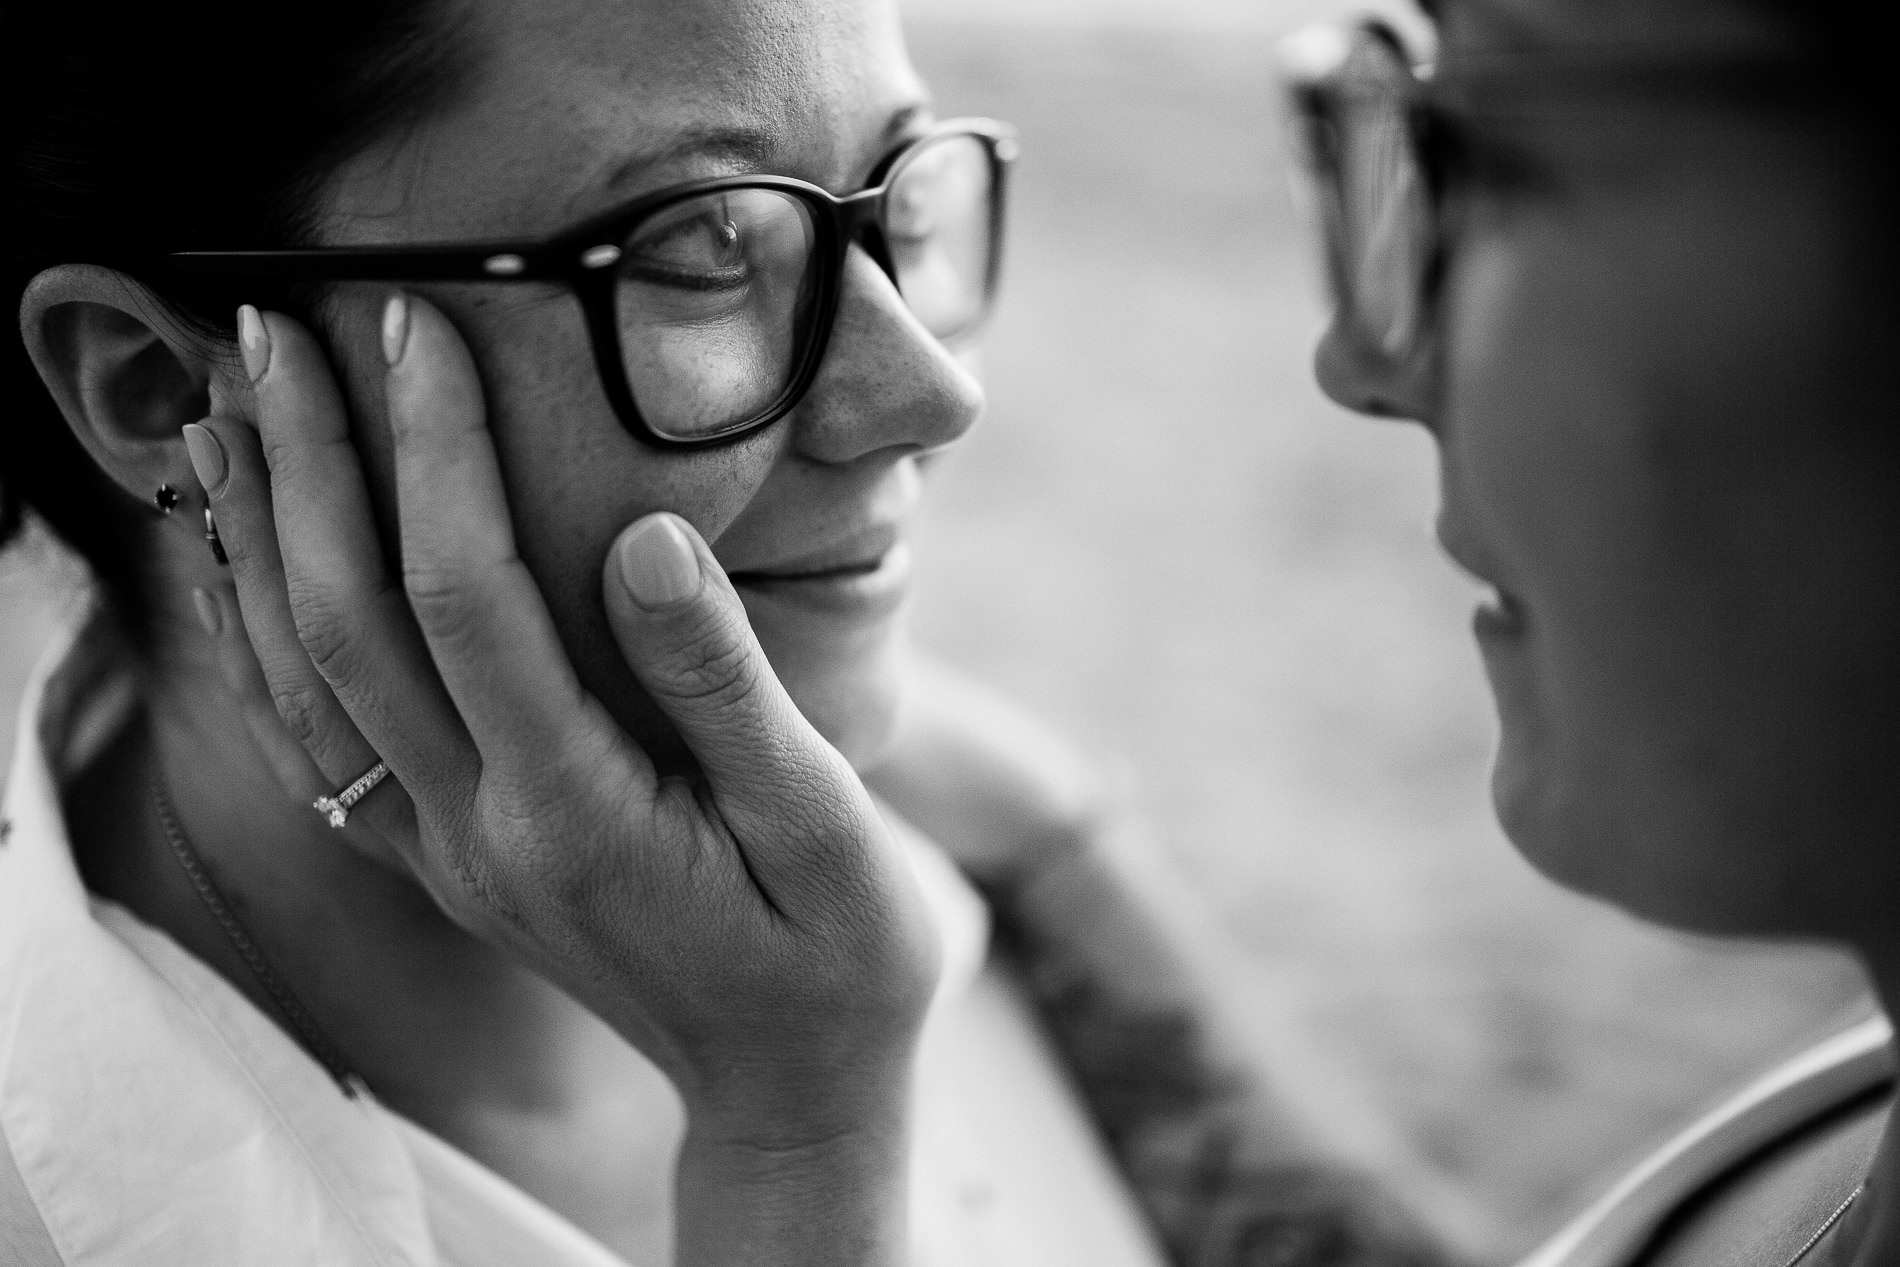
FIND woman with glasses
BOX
[0,1,1216,1264]
[1269,0,1898,1262]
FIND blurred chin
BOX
[1489,724,1586,889]
[1491,719,1788,937]
[1489,705,1652,918]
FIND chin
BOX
[797,670,902,768]
[742,603,910,771]
[1491,725,1805,938]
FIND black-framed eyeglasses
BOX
[166,117,1018,449]
[1277,19,1848,370]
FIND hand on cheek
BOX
[184,295,935,1267]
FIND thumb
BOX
[602,513,880,891]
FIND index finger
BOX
[382,291,649,791]
[245,307,476,800]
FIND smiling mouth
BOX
[725,543,912,617]
[1437,527,1524,640]
[1472,581,1526,642]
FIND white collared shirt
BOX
[0,617,645,1267]
[0,614,1161,1267]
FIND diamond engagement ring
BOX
[313,760,392,828]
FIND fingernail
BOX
[381,292,410,366]
[618,514,703,609]
[182,423,228,497]
[191,587,223,639]
[238,305,271,383]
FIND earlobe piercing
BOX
[203,506,229,566]
[156,481,229,565]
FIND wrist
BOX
[676,1058,916,1267]
[685,1040,915,1153]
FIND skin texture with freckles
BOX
[315,0,980,767]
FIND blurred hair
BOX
[2,3,473,638]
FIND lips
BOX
[1437,520,1525,641]
[726,525,902,585]
[728,555,887,584]
[1473,584,1524,640]
[727,538,914,620]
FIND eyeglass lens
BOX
[1329,33,1432,358]
[615,188,822,441]
[885,133,995,341]
[612,132,997,441]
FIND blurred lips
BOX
[1472,586,1523,642]
[1437,521,1524,643]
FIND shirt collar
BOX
[0,612,435,1267]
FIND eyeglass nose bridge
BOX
[833,185,900,286]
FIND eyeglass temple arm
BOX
[162,245,590,283]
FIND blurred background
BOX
[0,0,1872,1261]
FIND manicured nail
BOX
[191,587,223,639]
[238,306,271,383]
[381,292,410,366]
[618,514,703,609]
[182,423,228,497]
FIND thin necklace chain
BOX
[150,773,366,1098]
[1781,1183,1863,1267]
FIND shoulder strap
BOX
[1516,1015,1893,1267]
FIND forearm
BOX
[870,653,1465,1265]
[988,822,1461,1267]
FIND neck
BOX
[76,617,620,1131]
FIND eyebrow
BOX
[601,127,779,195]
[601,102,936,197]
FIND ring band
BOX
[313,760,391,828]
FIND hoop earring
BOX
[153,484,181,514]
[203,506,229,566]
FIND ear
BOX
[18,264,227,508]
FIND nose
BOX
[789,246,984,464]
[1313,318,1438,428]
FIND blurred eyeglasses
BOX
[168,118,1018,449]
[1278,18,1847,370]
[1279,21,1436,366]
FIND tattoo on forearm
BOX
[992,902,1460,1267]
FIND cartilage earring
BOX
[203,506,229,566]
[153,484,181,514]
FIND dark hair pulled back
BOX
[2,3,472,632]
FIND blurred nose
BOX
[790,246,984,463]
[1313,318,1438,429]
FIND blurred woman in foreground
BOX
[1273,0,1900,1260]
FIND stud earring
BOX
[153,484,181,514]
[203,507,229,566]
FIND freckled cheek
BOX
[468,312,781,612]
